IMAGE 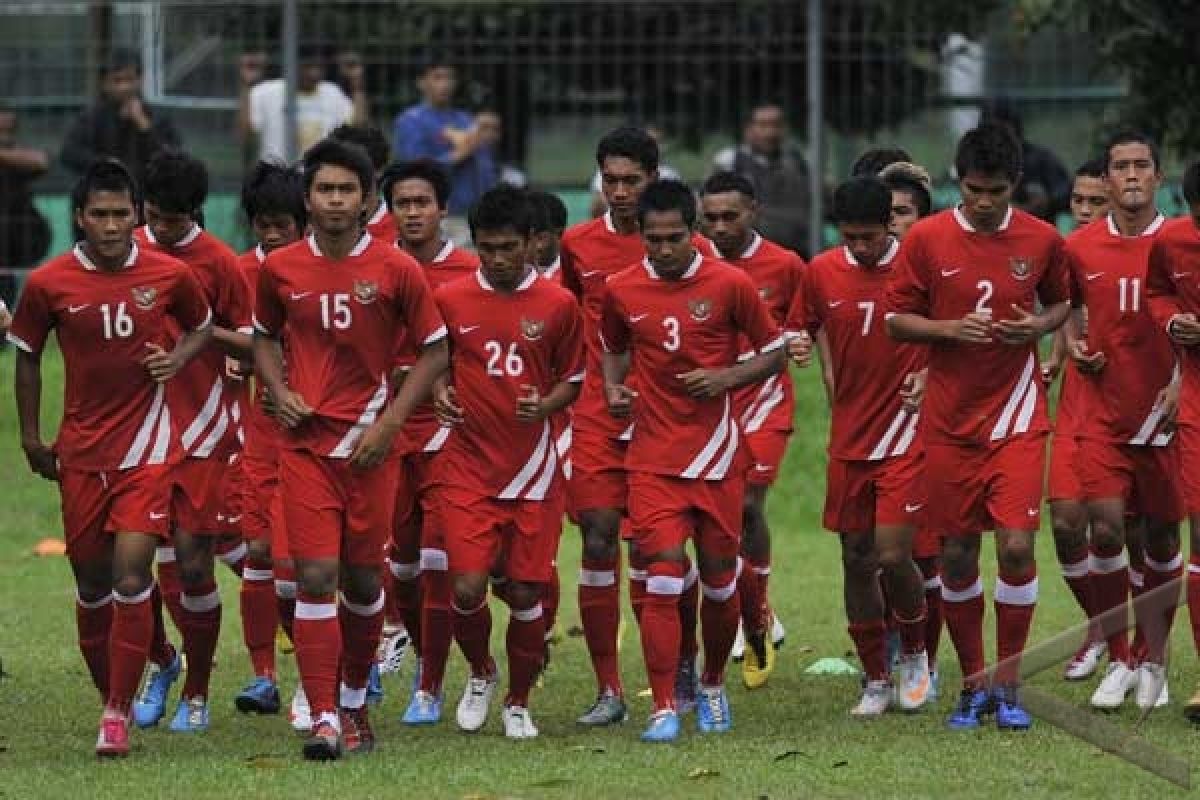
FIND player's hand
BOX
[1168,313,1200,347]
[1067,338,1106,373]
[0,305,12,333]
[1155,380,1181,436]
[273,389,314,428]
[993,304,1042,345]
[949,311,993,344]
[348,420,397,469]
[22,439,58,482]
[239,52,267,87]
[225,356,251,381]
[141,343,184,383]
[676,369,730,399]
[787,332,813,368]
[434,384,464,426]
[515,384,546,422]
[605,383,636,418]
[899,369,926,413]
[1040,353,1064,385]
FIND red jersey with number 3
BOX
[434,270,585,499]
[7,244,212,471]
[253,233,447,458]
[794,241,928,461]
[886,207,1068,446]
[1148,217,1200,428]
[600,253,784,479]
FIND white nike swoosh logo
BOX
[226,514,242,523]
[68,304,89,313]
[940,269,962,277]
[459,325,480,334]
[149,512,167,520]
[904,503,923,513]
[581,270,602,278]
[754,464,773,472]
[828,301,844,308]
[290,292,312,300]
[1027,508,1039,517]
[1086,273,1104,281]
[1174,272,1190,280]
[630,314,648,323]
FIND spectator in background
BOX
[0,105,51,310]
[476,110,526,188]
[238,44,367,163]
[589,123,680,218]
[392,57,492,245]
[60,47,181,186]
[981,99,1070,224]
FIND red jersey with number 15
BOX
[254,232,446,458]
[1147,217,1200,428]
[601,253,784,480]
[886,207,1068,446]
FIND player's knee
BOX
[1144,520,1181,561]
[245,538,271,565]
[452,573,488,610]
[582,525,617,562]
[939,539,978,582]
[840,537,876,576]
[505,581,540,611]
[178,559,214,588]
[112,572,152,599]
[296,561,338,598]
[343,567,383,607]
[1089,518,1124,555]
[998,539,1035,574]
[875,541,909,572]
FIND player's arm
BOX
[251,265,312,427]
[141,270,214,383]
[1147,240,1200,347]
[518,302,587,421]
[815,329,835,404]
[601,350,635,418]
[14,349,56,481]
[680,275,787,399]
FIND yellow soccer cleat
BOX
[277,626,294,655]
[741,630,776,690]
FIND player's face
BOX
[100,66,141,104]
[1069,175,1110,227]
[420,67,457,107]
[252,213,302,253]
[144,201,194,248]
[701,191,756,259]
[1106,142,1160,213]
[600,157,655,222]
[475,227,532,291]
[839,223,891,267]
[888,189,921,239]
[531,229,560,268]
[390,178,445,246]
[958,171,1015,232]
[76,189,136,265]
[306,164,366,236]
[641,209,696,279]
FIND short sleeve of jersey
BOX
[731,270,784,352]
[170,268,214,332]
[217,253,253,332]
[7,270,53,353]
[886,229,931,316]
[1065,245,1085,309]
[558,244,584,300]
[1039,236,1070,307]
[1146,238,1183,328]
[554,300,587,382]
[787,262,821,336]
[599,283,629,354]
[393,256,446,347]
[253,260,285,336]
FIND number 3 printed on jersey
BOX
[661,316,681,351]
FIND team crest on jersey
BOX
[353,279,379,305]
[1009,257,1033,280]
[131,286,157,310]
[688,298,713,321]
[520,317,545,341]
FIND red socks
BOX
[294,593,341,719]
[639,563,684,712]
[738,556,771,635]
[994,570,1038,685]
[180,579,222,700]
[679,560,700,661]
[543,565,561,635]
[76,592,113,699]
[941,573,986,688]
[920,564,943,665]
[1140,551,1182,665]
[241,561,278,681]
[418,552,453,694]
[389,559,422,649]
[340,591,385,701]
[155,547,185,633]
[579,557,622,696]
[699,567,741,686]
[848,618,889,682]
[505,603,546,707]
[108,586,154,714]
[1187,554,1200,657]
[1090,547,1131,664]
[452,599,494,678]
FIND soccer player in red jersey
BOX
[601,180,785,742]
[886,123,1070,730]
[791,177,932,716]
[131,149,253,732]
[1071,132,1182,712]
[1147,161,1200,718]
[9,159,213,756]
[378,159,481,724]
[230,161,307,723]
[430,186,585,738]
[699,171,804,689]
[253,138,448,760]
[331,122,397,245]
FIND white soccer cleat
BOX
[1091,661,1139,710]
[895,651,931,711]
[1064,640,1107,681]
[850,679,891,718]
[502,705,539,739]
[377,626,410,676]
[1135,663,1168,710]
[731,621,746,662]
[771,613,786,648]
[456,673,497,732]
[290,686,313,734]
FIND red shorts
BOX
[567,427,627,515]
[1046,432,1082,502]
[59,466,171,562]
[744,429,790,486]
[823,452,926,536]
[1178,424,1200,516]
[627,471,744,560]
[169,454,239,535]
[241,451,279,543]
[924,434,1047,537]
[277,449,403,566]
[270,483,290,563]
[392,451,440,560]
[1077,438,1184,522]
[440,485,556,583]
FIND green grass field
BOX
[1,345,1199,800]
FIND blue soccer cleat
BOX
[366,663,384,706]
[235,676,281,714]
[402,689,443,725]
[994,685,1033,730]
[640,709,681,743]
[132,653,181,728]
[947,688,993,730]
[674,656,698,714]
[168,697,210,733]
[696,685,732,733]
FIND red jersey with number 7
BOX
[253,232,446,458]
[600,253,784,480]
[7,243,212,471]
[885,207,1068,446]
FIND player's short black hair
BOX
[469,185,534,238]
[241,160,306,228]
[832,176,892,227]
[302,137,374,197]
[100,47,142,77]
[71,157,140,212]
[596,126,659,174]
[379,159,451,211]
[880,166,932,218]
[528,190,567,234]
[143,149,208,213]
[330,123,391,172]
[955,123,1023,183]
[1075,157,1107,180]
[636,179,696,229]
[850,147,913,178]
[1103,129,1161,173]
[701,171,757,201]
[1183,162,1200,206]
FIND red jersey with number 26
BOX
[7,244,212,471]
[601,254,784,480]
[1148,217,1200,428]
[253,233,446,458]
[886,207,1068,446]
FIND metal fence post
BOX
[807,0,824,256]
[282,0,298,163]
